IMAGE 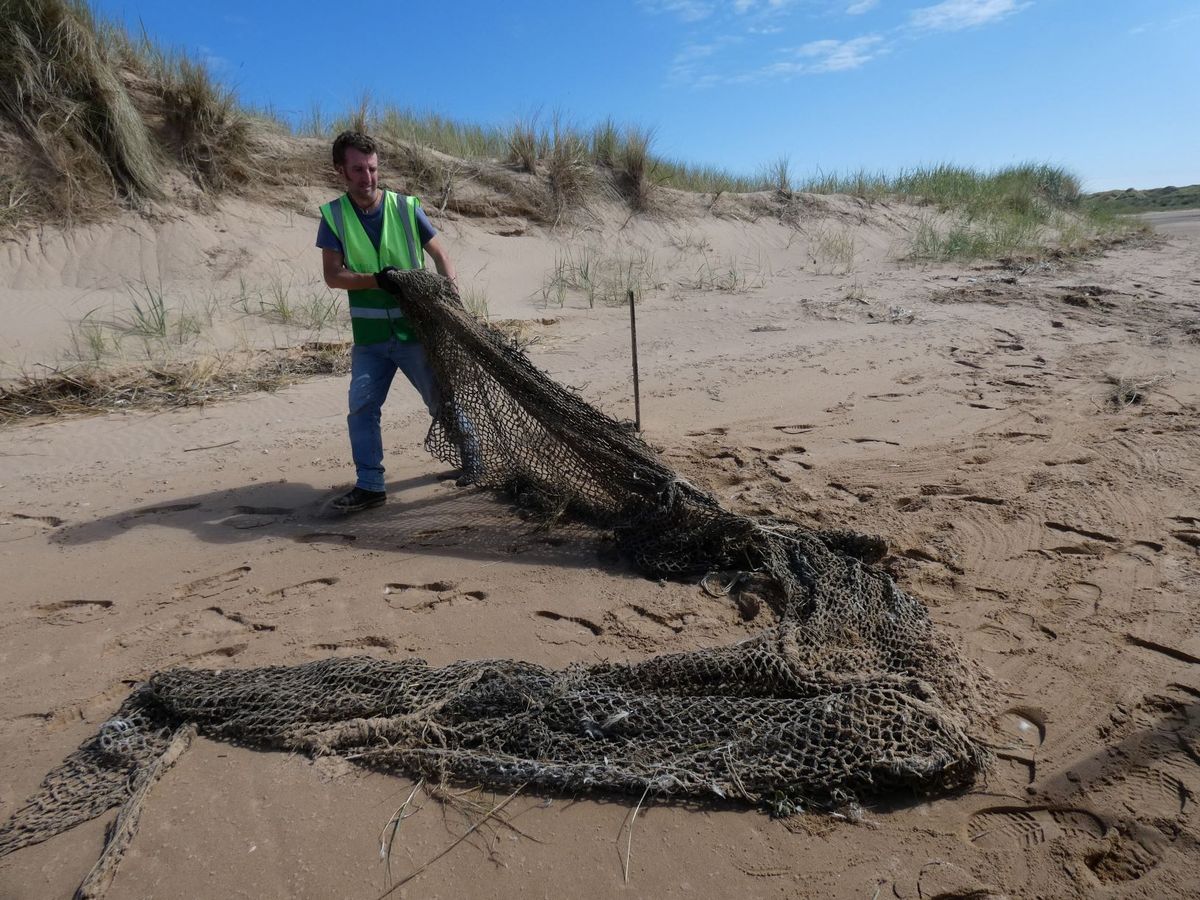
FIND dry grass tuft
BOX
[545,123,595,223]
[0,0,161,220]
[0,344,351,424]
[1103,372,1169,409]
[0,0,271,223]
[617,125,656,212]
[507,118,542,174]
[142,53,256,192]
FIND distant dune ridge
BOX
[1086,184,1200,213]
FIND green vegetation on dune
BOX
[0,0,258,223]
[0,0,1160,422]
[1085,184,1200,214]
[0,0,1146,263]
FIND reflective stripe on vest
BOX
[346,306,407,319]
[319,191,426,344]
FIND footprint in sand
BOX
[295,532,357,545]
[184,643,247,666]
[312,635,396,653]
[1124,634,1200,666]
[1057,581,1102,619]
[217,505,297,530]
[1086,822,1166,884]
[968,609,1056,651]
[43,682,137,733]
[997,707,1046,751]
[6,512,66,528]
[36,598,114,625]
[608,604,686,636]
[535,610,604,643]
[266,577,339,601]
[966,806,1106,851]
[174,565,252,602]
[992,707,1046,784]
[1085,763,1191,821]
[203,606,277,633]
[385,581,488,611]
[763,446,812,478]
[967,624,1024,654]
[399,524,474,549]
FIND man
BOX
[318,130,479,513]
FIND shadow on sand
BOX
[54,471,623,575]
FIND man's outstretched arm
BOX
[422,235,458,291]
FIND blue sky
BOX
[91,0,1199,190]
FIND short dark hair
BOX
[332,131,378,167]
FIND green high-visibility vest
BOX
[319,190,426,344]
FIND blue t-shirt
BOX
[316,193,437,255]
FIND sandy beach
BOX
[2,194,1199,899]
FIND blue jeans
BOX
[347,338,480,492]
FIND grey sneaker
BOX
[331,487,386,513]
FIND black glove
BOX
[374,266,403,295]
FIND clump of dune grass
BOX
[615,125,657,211]
[0,0,268,223]
[679,253,767,292]
[810,226,858,274]
[378,106,507,160]
[830,162,1148,261]
[908,212,1044,261]
[540,247,661,308]
[654,160,762,194]
[460,285,490,321]
[762,155,791,194]
[507,117,543,174]
[590,117,620,168]
[129,47,257,192]
[545,122,595,222]
[1103,373,1168,410]
[0,0,161,219]
[0,344,351,424]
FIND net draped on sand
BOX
[0,270,986,878]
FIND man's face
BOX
[338,147,379,208]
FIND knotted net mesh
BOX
[0,269,986,869]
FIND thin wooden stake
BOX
[628,289,641,431]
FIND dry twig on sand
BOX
[375,784,526,899]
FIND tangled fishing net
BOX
[0,269,986,884]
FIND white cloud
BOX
[734,0,803,11]
[846,0,879,13]
[910,0,1030,32]
[745,34,885,79]
[667,38,744,87]
[645,0,804,19]
[793,35,885,70]
[641,0,717,21]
